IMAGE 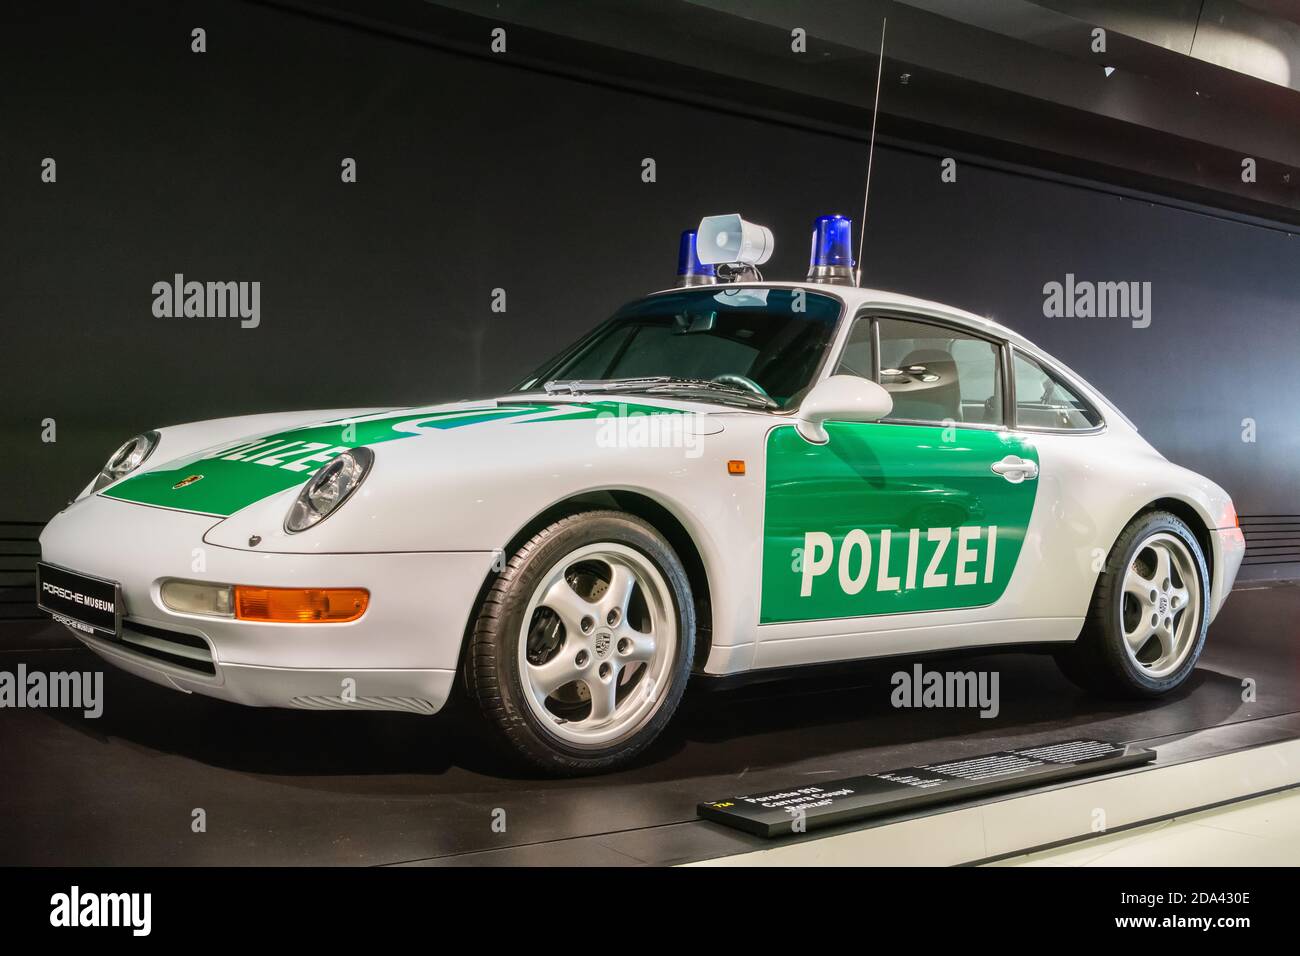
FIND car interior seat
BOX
[886,349,962,422]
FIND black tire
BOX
[1055,510,1210,698]
[464,510,695,775]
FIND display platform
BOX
[1,581,1296,866]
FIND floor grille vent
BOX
[1238,515,1300,567]
[0,521,43,622]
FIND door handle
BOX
[990,455,1038,483]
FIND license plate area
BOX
[36,562,122,639]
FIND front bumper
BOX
[39,495,498,714]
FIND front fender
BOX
[200,411,772,665]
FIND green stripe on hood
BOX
[101,401,682,516]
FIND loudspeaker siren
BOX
[696,213,775,266]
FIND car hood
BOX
[99,395,734,517]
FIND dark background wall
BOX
[3,0,1299,621]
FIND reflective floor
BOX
[992,786,1300,866]
[1,582,1296,865]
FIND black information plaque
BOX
[698,739,1155,837]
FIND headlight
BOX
[160,580,234,617]
[91,431,160,492]
[284,446,374,533]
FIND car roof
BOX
[646,281,1029,348]
[642,281,1131,430]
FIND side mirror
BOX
[795,374,893,443]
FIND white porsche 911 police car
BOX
[39,213,1245,773]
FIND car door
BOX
[758,311,1040,626]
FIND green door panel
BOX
[760,422,1038,624]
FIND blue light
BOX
[677,230,716,279]
[810,214,854,269]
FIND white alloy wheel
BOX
[516,542,677,748]
[1119,531,1202,679]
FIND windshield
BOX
[516,287,843,410]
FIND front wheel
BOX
[464,511,695,774]
[1056,510,1210,697]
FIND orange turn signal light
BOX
[727,459,746,476]
[234,586,369,623]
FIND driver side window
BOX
[876,317,1004,426]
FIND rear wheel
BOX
[465,511,694,774]
[1056,510,1209,697]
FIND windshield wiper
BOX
[543,376,674,396]
[640,378,778,409]
[543,376,777,409]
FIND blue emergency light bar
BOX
[675,230,717,287]
[810,214,854,269]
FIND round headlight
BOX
[92,431,160,492]
[284,446,374,534]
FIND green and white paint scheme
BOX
[40,283,1244,742]
[103,401,685,516]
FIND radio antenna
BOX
[855,15,887,287]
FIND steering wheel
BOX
[711,373,770,398]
